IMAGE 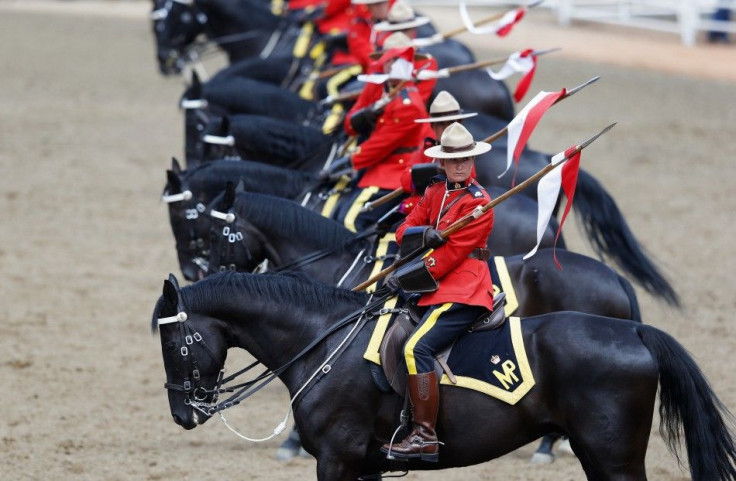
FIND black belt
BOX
[468,248,491,261]
[391,146,418,156]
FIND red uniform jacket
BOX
[289,0,352,34]
[396,178,494,309]
[348,87,428,189]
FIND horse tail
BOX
[616,273,641,323]
[574,169,680,307]
[638,325,736,480]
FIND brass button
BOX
[398,158,404,164]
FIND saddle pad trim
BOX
[493,256,518,317]
[439,317,534,405]
[344,186,380,233]
[320,176,351,218]
[363,296,399,364]
[365,233,396,293]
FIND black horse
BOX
[152,271,736,480]
[207,188,640,321]
[181,103,680,309]
[163,160,563,280]
[153,0,300,75]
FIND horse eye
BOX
[196,238,205,248]
[189,240,197,250]
[181,12,192,23]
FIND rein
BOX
[159,290,393,421]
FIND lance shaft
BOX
[441,0,542,39]
[352,122,615,292]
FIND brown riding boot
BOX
[380,371,440,462]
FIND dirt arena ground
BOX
[1,1,734,480]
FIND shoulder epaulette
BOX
[427,174,447,187]
[468,182,486,199]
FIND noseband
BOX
[158,311,225,416]
[163,189,210,271]
[209,208,255,272]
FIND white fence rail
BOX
[413,0,735,46]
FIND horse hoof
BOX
[530,452,555,465]
[298,447,313,458]
[558,438,575,456]
[276,446,299,461]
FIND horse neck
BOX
[202,0,280,58]
[218,286,361,377]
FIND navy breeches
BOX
[404,302,487,374]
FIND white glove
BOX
[416,68,450,80]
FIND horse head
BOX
[163,158,212,280]
[153,273,227,429]
[206,181,275,275]
[153,0,208,75]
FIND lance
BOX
[417,47,559,80]
[358,76,600,214]
[351,122,617,292]
[414,0,544,46]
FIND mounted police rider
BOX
[399,90,478,214]
[381,122,494,462]
[320,34,430,232]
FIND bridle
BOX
[158,301,225,418]
[157,279,393,418]
[208,207,256,273]
[162,188,210,273]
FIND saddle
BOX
[378,293,507,396]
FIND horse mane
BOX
[185,160,316,198]
[232,192,361,252]
[183,271,367,318]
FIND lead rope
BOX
[216,295,375,442]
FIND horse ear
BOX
[163,278,179,307]
[235,179,246,194]
[166,169,182,193]
[221,116,231,135]
[167,273,182,292]
[171,157,182,174]
[191,71,202,95]
[223,181,236,210]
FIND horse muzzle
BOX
[158,49,184,76]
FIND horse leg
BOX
[530,433,562,464]
[276,425,302,461]
[564,386,655,480]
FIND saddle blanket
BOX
[364,296,534,405]
[440,316,534,405]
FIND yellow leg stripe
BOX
[292,22,314,59]
[343,186,379,233]
[404,302,452,375]
[365,233,395,293]
[320,176,351,218]
[494,256,518,316]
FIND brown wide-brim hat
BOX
[424,122,492,159]
[415,90,478,123]
[368,32,428,61]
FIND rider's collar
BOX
[446,178,469,191]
